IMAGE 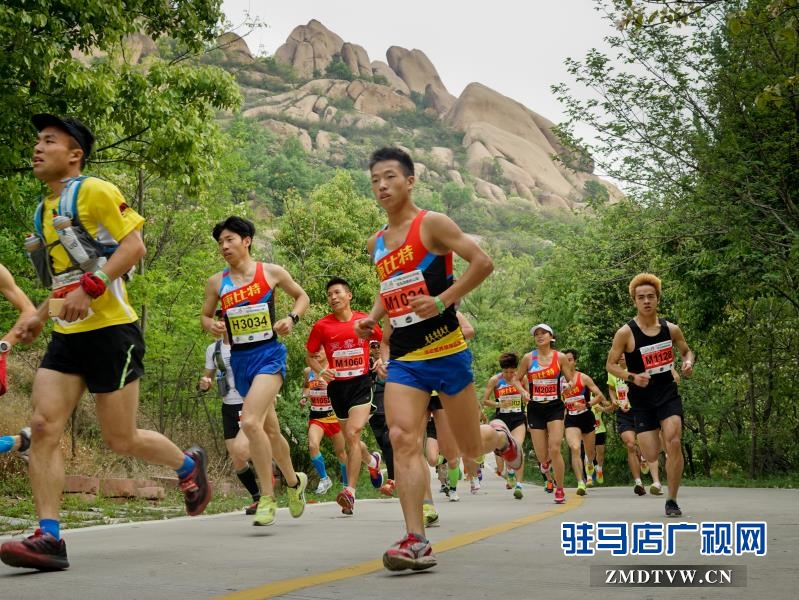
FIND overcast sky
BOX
[221,0,617,130]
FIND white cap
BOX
[530,323,555,340]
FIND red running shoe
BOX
[0,529,69,571]
[180,446,212,516]
[554,487,566,504]
[379,479,396,497]
[368,452,384,488]
[383,533,437,571]
[336,488,355,515]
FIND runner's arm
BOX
[669,322,695,378]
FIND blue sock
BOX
[311,454,328,479]
[40,519,60,540]
[176,454,195,479]
[0,435,14,454]
[339,462,348,486]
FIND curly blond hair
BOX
[629,272,662,299]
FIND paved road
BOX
[1,463,795,600]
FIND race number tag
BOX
[309,388,331,411]
[379,270,431,328]
[640,340,674,375]
[531,378,559,403]
[227,304,273,344]
[499,392,523,413]
[565,399,588,415]
[331,347,367,378]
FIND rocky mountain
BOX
[133,20,621,210]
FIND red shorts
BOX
[309,418,341,438]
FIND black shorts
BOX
[616,409,636,434]
[41,323,145,394]
[426,415,437,440]
[221,402,243,439]
[495,411,527,432]
[527,400,565,430]
[595,432,607,446]
[632,383,683,433]
[327,375,373,419]
[427,393,443,411]
[372,380,385,415]
[564,410,595,434]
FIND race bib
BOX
[565,399,588,415]
[379,270,431,328]
[331,347,367,378]
[309,387,332,411]
[227,304,273,344]
[530,378,559,403]
[640,340,674,375]
[499,393,523,413]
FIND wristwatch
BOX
[626,373,635,383]
[288,312,300,324]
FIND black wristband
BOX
[288,312,300,324]
[626,373,635,383]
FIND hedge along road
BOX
[0,466,794,600]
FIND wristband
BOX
[94,270,111,286]
[625,372,635,384]
[434,296,446,313]
[80,272,107,299]
[288,312,300,324]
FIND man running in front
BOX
[606,272,695,517]
[355,146,522,572]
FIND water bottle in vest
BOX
[52,214,95,271]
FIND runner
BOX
[197,331,260,514]
[588,390,612,486]
[201,216,309,527]
[606,273,695,517]
[1,114,210,572]
[355,146,520,572]
[607,356,649,495]
[0,263,36,459]
[368,341,396,497]
[424,392,462,501]
[300,352,348,495]
[481,352,527,499]
[561,349,606,496]
[305,277,384,516]
[514,324,576,504]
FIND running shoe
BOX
[554,487,565,504]
[440,483,450,496]
[448,489,460,502]
[436,463,448,487]
[286,472,307,518]
[586,477,594,487]
[545,480,554,493]
[253,496,277,526]
[470,478,481,494]
[576,481,587,496]
[315,476,333,495]
[513,484,523,500]
[650,482,664,496]
[245,500,259,515]
[506,471,516,489]
[423,503,439,527]
[495,467,504,478]
[379,478,396,497]
[585,462,595,480]
[490,419,522,470]
[634,483,646,496]
[383,533,437,572]
[596,467,604,485]
[18,426,31,462]
[477,466,483,482]
[368,452,384,488]
[641,461,650,475]
[180,445,212,516]
[665,499,682,517]
[0,529,69,570]
[337,488,355,515]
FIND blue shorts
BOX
[230,341,287,397]
[387,349,473,396]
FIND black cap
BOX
[32,113,95,160]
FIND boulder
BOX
[371,60,411,96]
[348,81,416,115]
[386,46,455,113]
[341,42,372,78]
[474,178,507,203]
[259,119,313,152]
[274,20,345,78]
[217,32,255,65]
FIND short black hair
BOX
[499,352,518,369]
[212,216,255,253]
[326,277,351,292]
[368,146,414,177]
[563,348,578,360]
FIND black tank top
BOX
[624,318,675,399]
